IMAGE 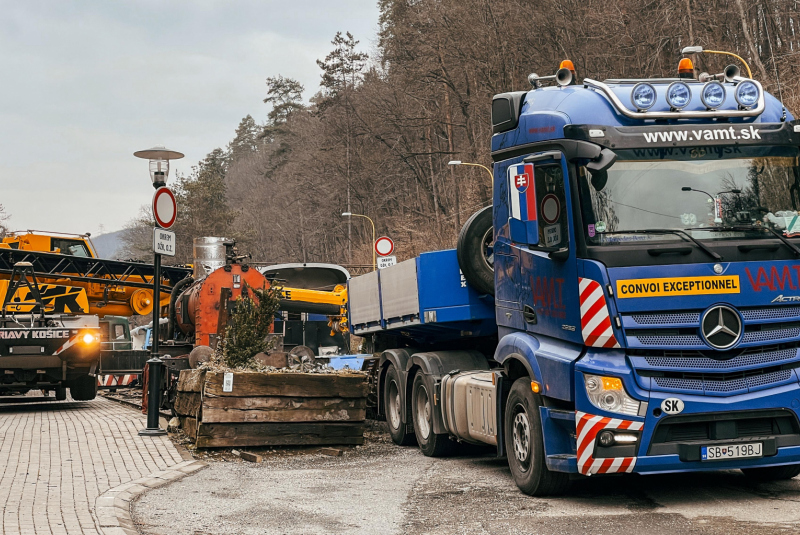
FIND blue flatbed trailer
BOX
[349,56,800,495]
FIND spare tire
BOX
[457,206,494,295]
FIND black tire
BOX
[504,378,571,496]
[411,373,455,457]
[69,375,97,401]
[54,386,67,401]
[741,464,800,482]
[457,206,494,296]
[384,365,415,446]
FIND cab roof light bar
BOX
[582,77,765,120]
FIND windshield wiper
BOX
[686,225,800,258]
[601,229,723,261]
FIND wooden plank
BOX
[177,369,207,393]
[203,396,366,411]
[174,392,202,417]
[194,422,365,448]
[196,435,365,448]
[183,417,197,439]
[201,394,366,423]
[239,452,263,463]
[203,372,368,398]
[201,406,366,424]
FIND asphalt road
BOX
[133,423,800,535]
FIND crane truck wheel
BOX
[68,376,98,401]
[411,373,455,457]
[741,464,800,481]
[505,378,570,496]
[384,365,416,446]
[457,206,494,296]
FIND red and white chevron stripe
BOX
[97,374,138,387]
[576,411,643,475]
[579,278,620,348]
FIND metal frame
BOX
[0,249,190,290]
[583,77,766,120]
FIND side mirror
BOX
[548,247,570,261]
[586,148,617,173]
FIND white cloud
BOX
[0,0,378,234]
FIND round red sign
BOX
[152,187,177,229]
[375,236,394,256]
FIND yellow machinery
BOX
[0,231,186,317]
[279,284,349,335]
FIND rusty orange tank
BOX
[174,263,268,347]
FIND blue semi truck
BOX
[348,52,800,495]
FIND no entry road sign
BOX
[152,187,177,229]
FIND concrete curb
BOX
[94,459,207,535]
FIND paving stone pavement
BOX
[0,395,187,535]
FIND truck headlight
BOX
[80,332,98,345]
[584,374,641,416]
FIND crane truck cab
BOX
[350,54,800,495]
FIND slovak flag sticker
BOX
[508,163,536,221]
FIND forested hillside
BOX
[121,0,800,269]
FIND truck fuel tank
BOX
[440,371,499,446]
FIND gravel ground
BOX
[134,422,800,535]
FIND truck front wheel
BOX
[411,373,454,457]
[384,365,415,446]
[741,464,800,481]
[69,375,97,401]
[504,378,570,496]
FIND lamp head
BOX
[448,160,462,165]
[342,212,352,217]
[134,146,184,189]
[681,187,693,191]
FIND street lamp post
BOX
[448,160,494,183]
[342,212,376,270]
[682,186,741,225]
[134,145,183,436]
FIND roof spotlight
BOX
[631,83,657,111]
[666,82,692,110]
[701,81,726,110]
[735,81,760,109]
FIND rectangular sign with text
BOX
[153,228,176,257]
[616,275,740,298]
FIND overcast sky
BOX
[0,0,379,236]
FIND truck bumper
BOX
[566,380,800,476]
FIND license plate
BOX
[701,442,762,461]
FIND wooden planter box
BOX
[175,369,369,448]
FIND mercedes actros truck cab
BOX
[348,52,800,495]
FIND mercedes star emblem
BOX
[701,305,742,350]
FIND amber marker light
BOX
[559,59,577,84]
[531,381,541,393]
[678,58,694,79]
[80,332,98,345]
[602,376,623,390]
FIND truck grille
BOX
[630,343,800,396]
[623,306,800,351]
[649,409,800,445]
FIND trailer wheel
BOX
[457,206,494,296]
[741,464,800,481]
[384,365,415,446]
[505,378,570,496]
[69,375,98,401]
[54,385,67,401]
[411,373,454,457]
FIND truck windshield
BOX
[579,146,800,245]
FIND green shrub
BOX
[220,282,281,369]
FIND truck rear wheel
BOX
[741,464,800,481]
[457,206,494,296]
[411,373,454,457]
[384,365,415,446]
[69,376,97,401]
[505,378,570,496]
